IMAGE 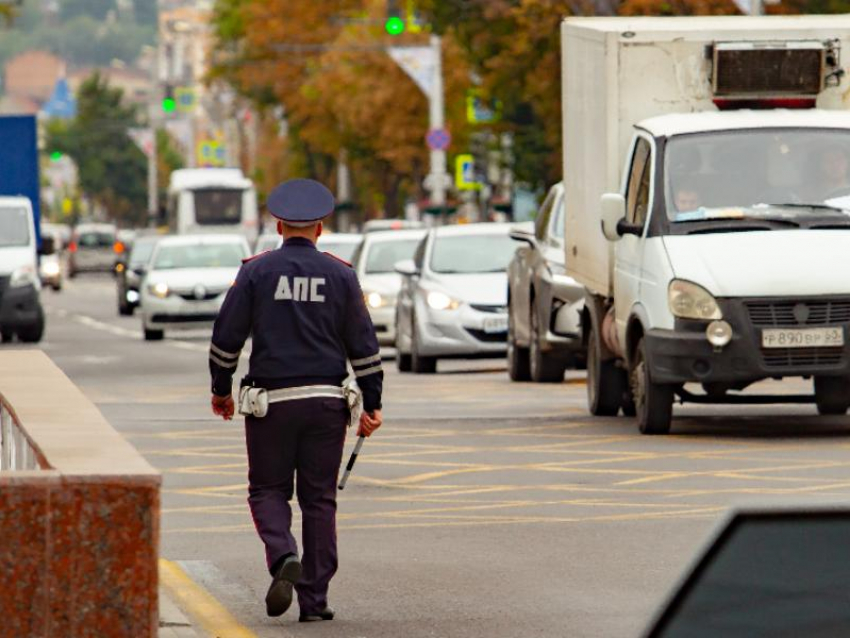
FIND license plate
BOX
[761,327,845,349]
[483,316,508,334]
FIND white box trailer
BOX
[562,16,850,297]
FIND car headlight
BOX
[41,261,60,277]
[10,265,39,289]
[668,280,722,320]
[148,281,170,298]
[365,291,387,309]
[426,290,460,311]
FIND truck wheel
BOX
[631,338,673,434]
[814,376,850,415]
[529,307,564,383]
[587,319,625,416]
[507,307,530,381]
[410,317,436,374]
[144,328,164,341]
[1,330,13,343]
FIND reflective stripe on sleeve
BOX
[354,364,383,378]
[351,353,381,367]
[210,353,239,369]
[210,343,241,361]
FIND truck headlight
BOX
[427,290,460,311]
[668,280,721,321]
[10,265,39,289]
[148,281,170,298]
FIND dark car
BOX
[116,235,160,316]
[507,183,585,382]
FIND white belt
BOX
[268,385,345,403]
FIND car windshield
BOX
[193,188,243,225]
[321,240,358,263]
[365,239,420,274]
[430,234,519,274]
[77,230,114,248]
[153,243,245,270]
[0,206,31,248]
[666,129,850,223]
[129,240,158,268]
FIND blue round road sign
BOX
[426,128,451,151]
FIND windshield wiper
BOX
[764,202,849,213]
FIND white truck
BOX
[562,16,850,433]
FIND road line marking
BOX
[159,559,257,638]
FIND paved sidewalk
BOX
[159,588,202,638]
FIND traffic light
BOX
[49,151,63,162]
[162,85,176,113]
[385,0,405,35]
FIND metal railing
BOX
[0,400,39,471]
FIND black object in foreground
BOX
[644,507,850,638]
[338,435,365,490]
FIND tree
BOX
[46,74,147,225]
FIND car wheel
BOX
[631,338,673,435]
[17,317,45,344]
[507,302,530,381]
[1,329,13,343]
[395,316,412,372]
[587,318,626,417]
[119,301,133,316]
[144,328,164,341]
[410,315,436,374]
[52,283,62,292]
[814,376,850,415]
[529,305,564,383]
[68,268,76,279]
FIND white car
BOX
[140,234,249,341]
[394,224,521,372]
[317,233,362,263]
[352,229,425,346]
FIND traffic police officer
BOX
[208,178,383,622]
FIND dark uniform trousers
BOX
[246,398,349,614]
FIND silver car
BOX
[507,183,585,382]
[68,223,118,277]
[394,223,520,373]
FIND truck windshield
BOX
[0,207,31,248]
[666,129,850,222]
[193,189,243,225]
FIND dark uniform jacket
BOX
[209,236,383,412]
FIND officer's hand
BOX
[357,410,382,437]
[212,394,235,421]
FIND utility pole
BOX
[147,46,159,227]
[427,34,448,208]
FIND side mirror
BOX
[600,194,627,242]
[395,259,419,277]
[509,227,535,246]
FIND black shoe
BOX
[265,555,302,617]
[299,606,335,622]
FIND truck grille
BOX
[762,347,844,369]
[746,300,850,327]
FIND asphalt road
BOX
[20,276,850,637]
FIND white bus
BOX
[166,168,259,243]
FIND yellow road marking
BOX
[159,559,256,638]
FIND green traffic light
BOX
[162,98,176,113]
[50,151,63,162]
[385,16,405,35]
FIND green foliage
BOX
[45,74,147,225]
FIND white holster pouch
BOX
[238,386,269,418]
[343,377,363,429]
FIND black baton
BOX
[338,435,365,490]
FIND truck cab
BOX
[562,16,850,433]
[0,196,44,343]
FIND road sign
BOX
[175,87,197,113]
[455,154,481,191]
[197,140,226,168]
[426,128,451,151]
[466,89,501,125]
